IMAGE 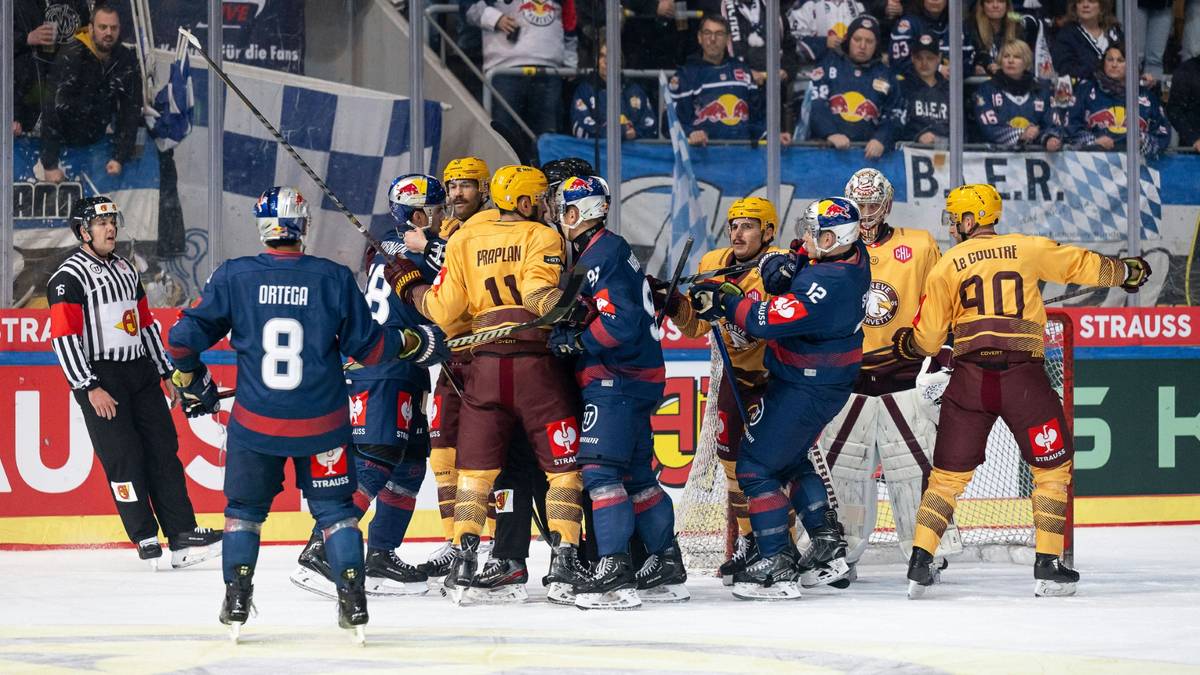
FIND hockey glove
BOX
[383,256,425,303]
[646,274,683,316]
[758,250,808,295]
[689,280,744,322]
[171,364,220,418]
[892,326,923,362]
[1120,256,1152,293]
[398,325,450,368]
[548,324,586,358]
[562,294,599,327]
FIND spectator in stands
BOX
[723,0,800,84]
[570,37,658,139]
[787,0,866,66]
[669,14,765,145]
[889,0,975,77]
[13,0,91,136]
[39,5,141,184]
[1166,53,1200,152]
[1050,0,1122,82]
[807,15,902,158]
[467,0,573,138]
[973,40,1064,150]
[900,32,949,144]
[1066,43,1169,156]
[1132,0,1172,80]
[967,0,1040,76]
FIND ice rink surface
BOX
[2,524,1198,674]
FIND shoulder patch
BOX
[873,78,890,94]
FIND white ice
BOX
[1,525,1197,673]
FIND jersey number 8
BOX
[262,317,304,390]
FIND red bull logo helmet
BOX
[389,173,447,226]
[255,186,309,244]
[801,197,861,256]
[555,175,609,227]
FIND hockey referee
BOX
[47,196,221,569]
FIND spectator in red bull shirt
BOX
[973,40,1065,151]
[806,15,903,159]
[1066,43,1169,156]
[899,32,949,145]
[669,14,775,146]
[570,37,658,140]
[1050,0,1123,82]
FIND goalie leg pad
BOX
[1031,460,1072,557]
[912,468,974,556]
[817,393,880,564]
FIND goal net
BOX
[675,313,1074,573]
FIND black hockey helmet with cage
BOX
[69,196,122,242]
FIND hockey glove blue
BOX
[758,249,808,295]
[891,326,923,361]
[689,280,744,321]
[171,364,220,418]
[398,325,449,368]
[548,324,586,358]
[1120,256,1151,293]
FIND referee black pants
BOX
[73,358,197,544]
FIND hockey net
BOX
[675,313,1074,573]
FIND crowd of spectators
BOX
[442,0,1200,157]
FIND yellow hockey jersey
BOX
[671,245,785,387]
[437,208,499,346]
[912,233,1124,358]
[862,227,940,371]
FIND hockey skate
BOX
[443,534,479,605]
[467,558,529,604]
[337,569,368,646]
[799,510,851,588]
[219,565,255,643]
[576,553,641,610]
[169,527,222,569]
[719,533,758,587]
[635,540,690,603]
[906,547,941,599]
[365,548,429,596]
[419,540,458,583]
[542,532,591,606]
[289,531,337,599]
[138,538,163,571]
[731,547,802,601]
[1033,553,1079,597]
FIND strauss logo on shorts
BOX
[829,91,880,123]
[695,94,750,127]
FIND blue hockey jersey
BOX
[722,241,870,386]
[973,75,1064,146]
[571,80,658,139]
[668,54,764,140]
[167,249,403,456]
[807,52,904,146]
[889,11,975,77]
[1066,79,1171,155]
[573,228,665,401]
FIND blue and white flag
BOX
[660,72,707,275]
[146,34,195,152]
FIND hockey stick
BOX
[655,236,693,329]
[177,28,391,260]
[444,266,588,350]
[806,445,839,511]
[1044,285,1113,304]
[649,260,759,290]
[710,324,749,429]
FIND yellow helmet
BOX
[944,184,1002,228]
[490,165,548,211]
[443,156,489,184]
[726,196,778,234]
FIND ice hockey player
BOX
[385,165,589,605]
[546,176,687,610]
[893,183,1151,599]
[689,197,869,600]
[815,168,951,579]
[654,197,786,585]
[166,186,446,642]
[290,174,448,599]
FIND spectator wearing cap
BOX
[570,37,658,140]
[1065,42,1169,156]
[889,0,975,77]
[966,0,1040,76]
[1166,53,1200,152]
[39,5,142,184]
[806,15,903,159]
[1050,0,1122,82]
[973,40,1064,150]
[668,14,766,146]
[899,32,949,144]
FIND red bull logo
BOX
[1086,107,1144,134]
[394,176,426,201]
[695,94,750,127]
[828,91,879,123]
[519,0,558,26]
[564,177,591,192]
[822,201,850,218]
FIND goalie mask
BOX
[388,173,447,232]
[843,168,894,244]
[801,197,861,257]
[255,186,309,244]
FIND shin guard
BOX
[430,446,458,542]
[545,470,584,546]
[912,468,973,555]
[1031,461,1072,557]
[453,468,500,544]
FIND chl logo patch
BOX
[894,245,913,262]
[430,394,442,431]
[111,481,137,502]
[546,417,580,459]
[397,391,413,431]
[311,447,348,477]
[581,403,599,433]
[349,391,369,427]
[1028,418,1065,459]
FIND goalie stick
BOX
[445,265,588,350]
[655,236,693,329]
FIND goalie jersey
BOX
[572,228,665,401]
[167,250,402,456]
[911,233,1125,358]
[861,227,940,391]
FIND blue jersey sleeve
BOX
[571,82,599,138]
[722,266,843,340]
[166,264,233,372]
[579,249,647,354]
[808,59,838,139]
[670,67,698,135]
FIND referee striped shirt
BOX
[47,247,173,390]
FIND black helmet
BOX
[69,196,122,242]
[540,157,595,190]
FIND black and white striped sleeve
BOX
[47,269,98,390]
[136,281,174,377]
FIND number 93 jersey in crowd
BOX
[167,249,403,456]
[348,230,443,446]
